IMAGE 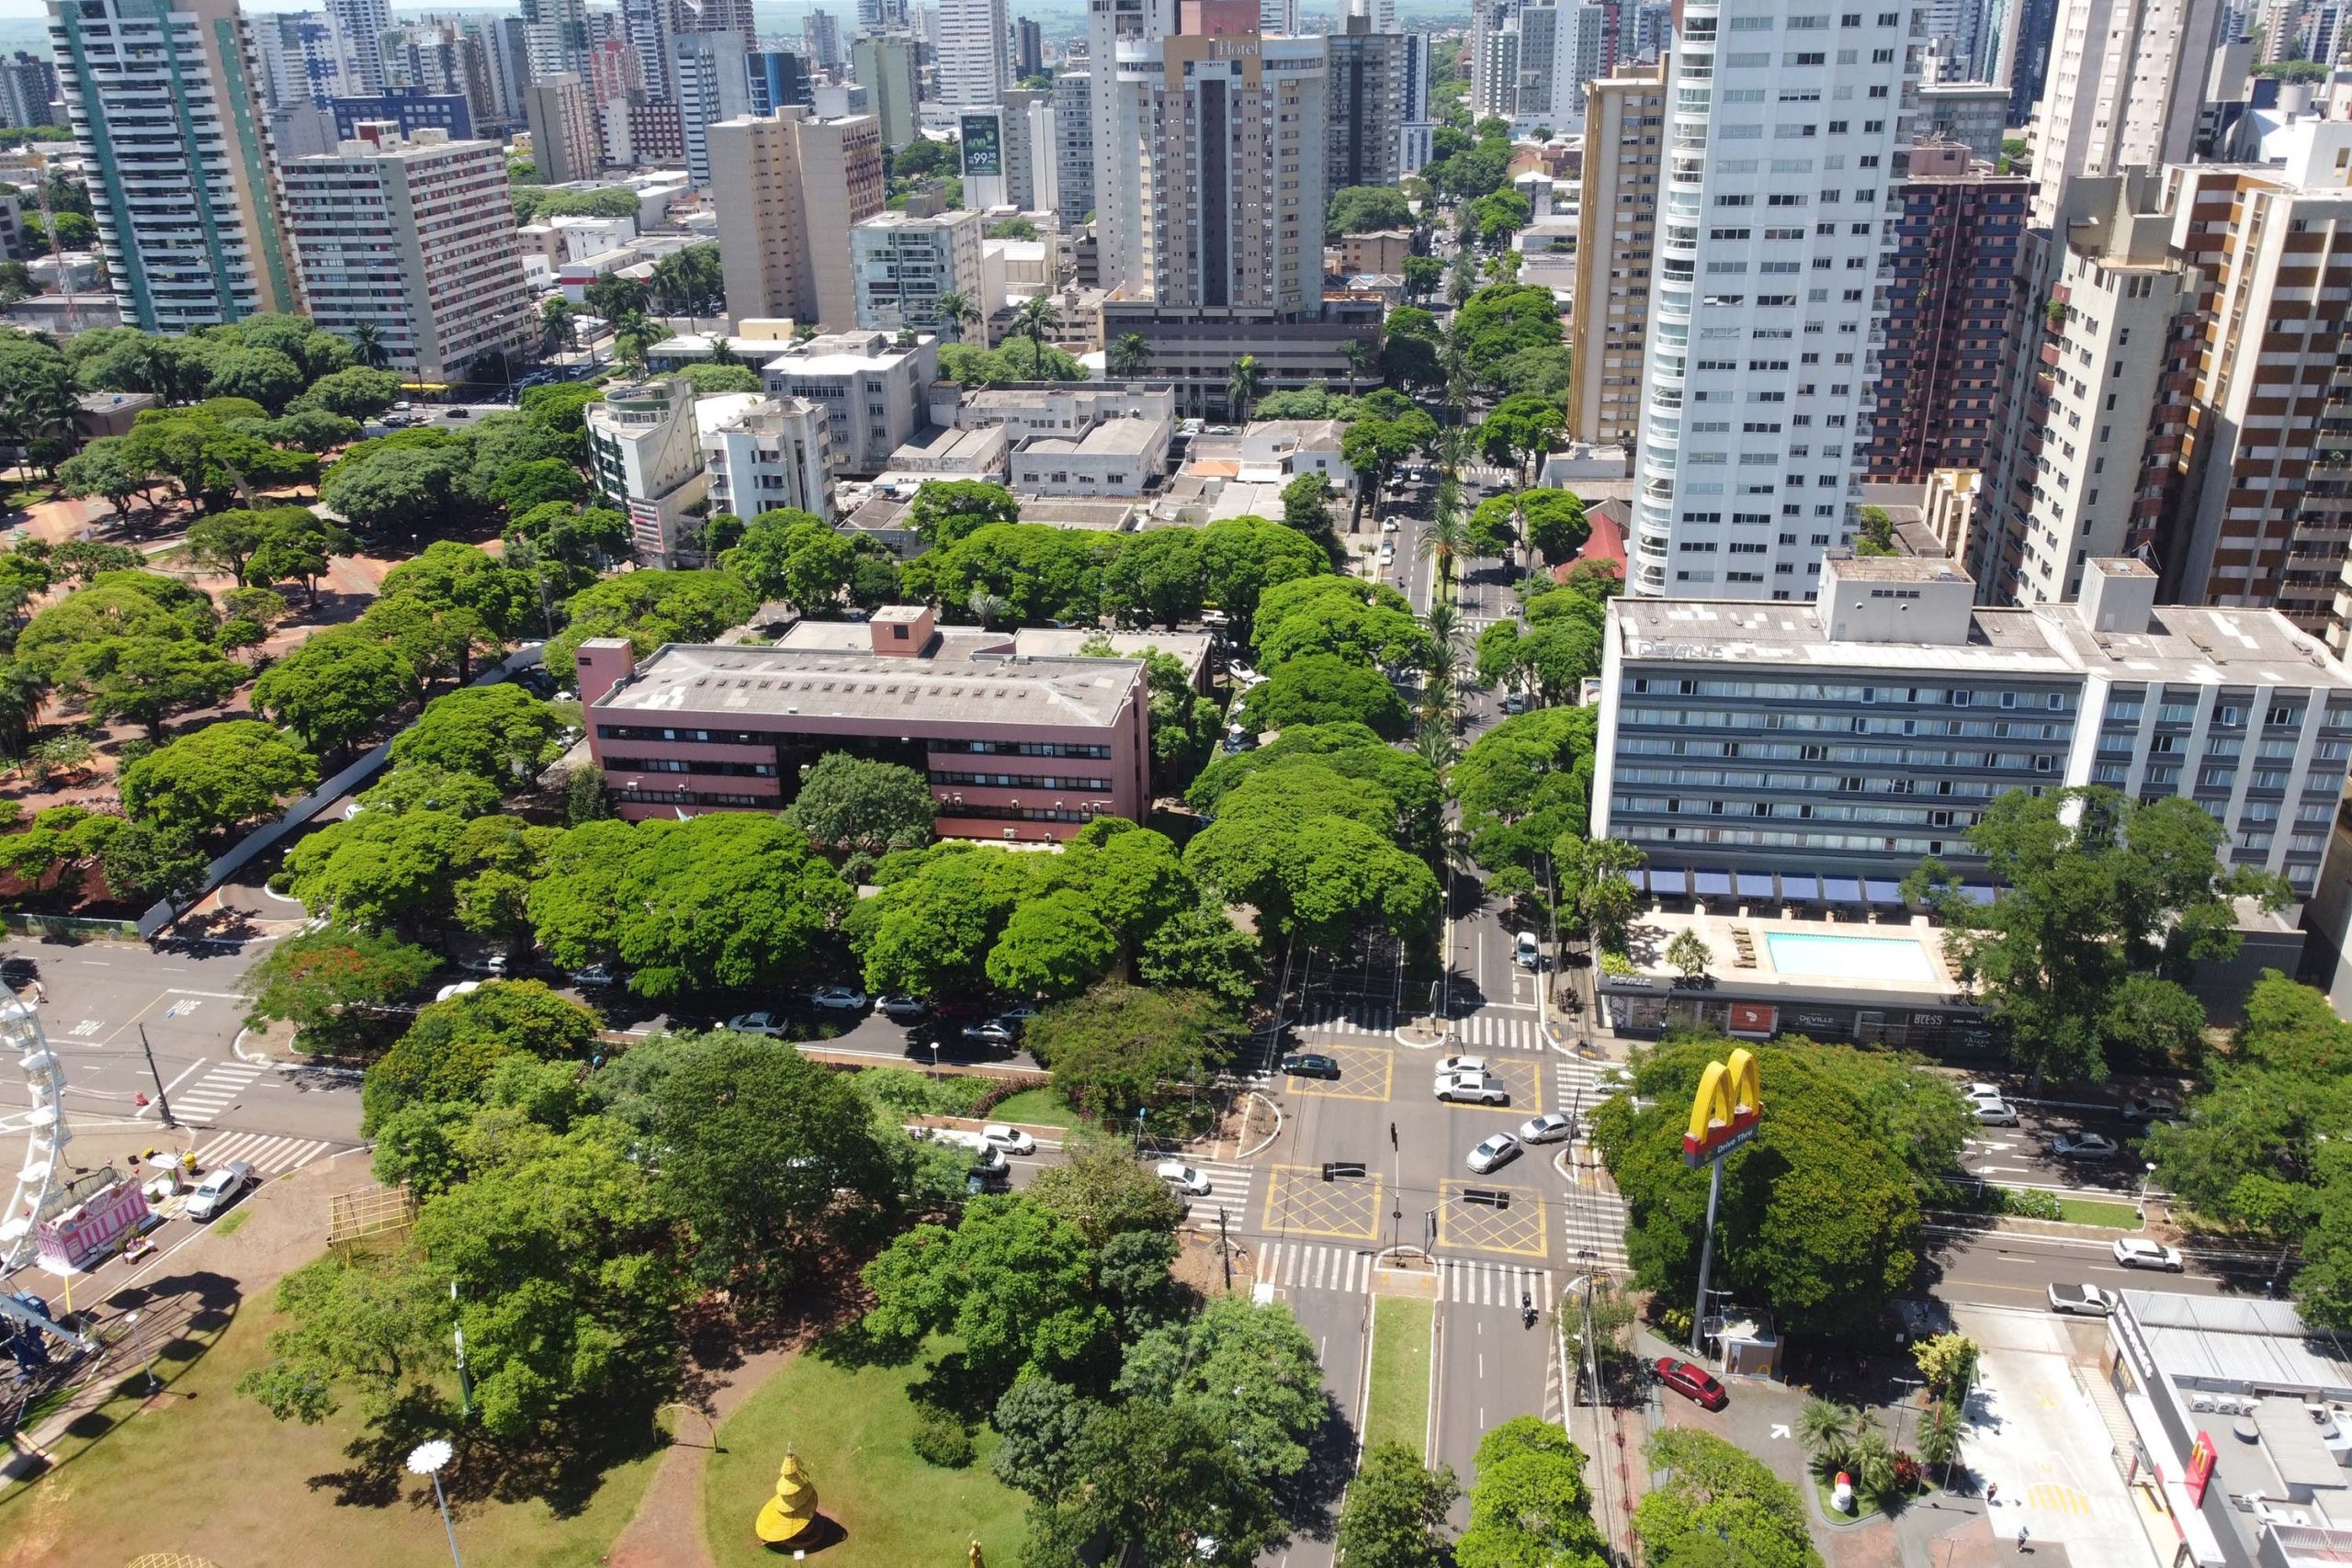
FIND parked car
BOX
[1156,1160,1213,1195]
[1503,690,1529,716]
[2120,1094,2181,1123]
[1515,931,1542,969]
[1599,1066,1636,1096]
[1520,1111,1575,1145]
[1437,1055,1490,1078]
[809,986,868,1012]
[2047,1282,2114,1316]
[2112,1238,2185,1271]
[186,1161,254,1221]
[877,993,928,1021]
[725,1011,787,1037]
[1972,1099,2020,1126]
[980,1123,1036,1156]
[1655,1358,1728,1410]
[996,1001,1041,1023]
[434,980,481,1003]
[1436,1071,1509,1106]
[569,963,621,987]
[967,1150,1012,1192]
[2051,1133,2120,1161]
[1280,1052,1341,1079]
[961,1019,1019,1047]
[1466,1133,1521,1173]
[456,953,509,976]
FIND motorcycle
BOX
[1521,1291,1536,1329]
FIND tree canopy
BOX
[119,719,315,838]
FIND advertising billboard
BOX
[959,112,1002,176]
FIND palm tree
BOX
[539,298,577,359]
[1849,1426,1898,1499]
[1010,295,1059,378]
[710,337,742,367]
[1227,355,1265,423]
[1798,1398,1863,1473]
[1107,332,1152,378]
[1416,506,1471,593]
[934,289,979,344]
[1424,601,1473,661]
[967,587,1012,628]
[1915,1400,1963,1474]
[1341,338,1374,393]
[1413,716,1458,777]
[348,322,390,371]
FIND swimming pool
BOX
[1763,931,1937,982]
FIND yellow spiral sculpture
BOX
[754,1449,820,1545]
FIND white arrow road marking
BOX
[1770,1424,1792,1439]
[67,1020,102,1037]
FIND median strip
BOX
[1361,1294,1435,1464]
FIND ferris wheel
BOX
[0,993,68,1277]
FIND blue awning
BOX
[1781,874,1821,900]
[1736,873,1776,899]
[1823,876,1862,902]
[1694,871,1733,897]
[1864,878,1905,906]
[1958,884,1997,906]
[1650,868,1689,896]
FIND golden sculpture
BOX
[968,1542,985,1568]
[754,1449,820,1544]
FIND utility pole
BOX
[1218,1206,1231,1292]
[135,1023,175,1128]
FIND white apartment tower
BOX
[48,0,298,331]
[675,29,754,186]
[327,0,392,93]
[278,127,536,383]
[1089,0,1181,293]
[1625,0,1926,600]
[2026,0,2222,230]
[939,0,1013,105]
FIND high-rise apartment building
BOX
[1325,17,1403,191]
[2161,134,2352,637]
[1862,140,2028,481]
[522,0,592,77]
[1349,0,1400,28]
[1017,16,1046,76]
[1053,66,1094,226]
[805,8,847,70]
[1979,170,2195,601]
[938,0,1012,104]
[1397,29,1435,172]
[711,108,887,330]
[751,51,816,115]
[49,0,296,331]
[1567,62,1666,448]
[850,33,920,150]
[254,14,349,110]
[327,0,392,94]
[1001,85,1057,211]
[1996,0,2057,125]
[1623,0,1924,600]
[1087,0,1176,292]
[279,127,533,382]
[1472,0,1603,127]
[525,73,604,182]
[0,51,60,130]
[1595,553,2352,899]
[675,29,753,186]
[703,394,835,531]
[1110,26,1329,315]
[2026,0,2221,229]
[1916,80,2007,157]
[852,208,991,333]
[622,0,673,100]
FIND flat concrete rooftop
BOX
[597,643,1146,728]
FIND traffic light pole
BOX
[136,1023,176,1128]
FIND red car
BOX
[1655,1357,1728,1410]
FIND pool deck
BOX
[1611,906,1972,1007]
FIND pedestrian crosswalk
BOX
[193,1129,338,1177]
[1166,1156,1257,1230]
[169,1061,268,1126]
[1552,1057,1634,1272]
[1440,1258,1555,1311]
[1446,1011,1548,1052]
[1290,1004,1397,1037]
[1259,1240,1377,1295]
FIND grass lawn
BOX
[988,1087,1076,1129]
[2053,1197,2143,1230]
[1360,1296,1434,1461]
[702,1336,1027,1568]
[0,1285,662,1568]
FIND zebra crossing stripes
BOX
[193,1130,336,1177]
[1258,1240,1375,1295]
[169,1061,268,1126]
[1560,1201,1631,1272]
[1165,1156,1257,1228]
[1290,1005,1397,1037]
[1441,1258,1555,1311]
[1447,1011,1547,1052]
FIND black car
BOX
[1280,1052,1340,1079]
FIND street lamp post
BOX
[2137,1161,2157,1223]
[407,1438,464,1568]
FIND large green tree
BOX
[1340,1443,1460,1568]
[1634,1427,1819,1568]
[783,751,935,856]
[1455,1416,1607,1568]
[388,682,563,789]
[252,630,415,753]
[241,923,440,1051]
[1023,983,1242,1121]
[119,719,315,838]
[545,569,757,678]
[1237,652,1411,740]
[360,979,603,1128]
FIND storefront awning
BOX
[1693,871,1733,897]
[1649,868,1689,896]
[1822,876,1862,902]
[1781,874,1820,900]
[1864,878,1905,906]
[1736,873,1776,899]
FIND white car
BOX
[1973,1099,2020,1126]
[1156,1160,1212,1195]
[1437,1055,1490,1079]
[1436,1071,1509,1106]
[1515,931,1542,968]
[435,980,481,1003]
[570,963,620,987]
[997,1002,1041,1023]
[2047,1282,2113,1316]
[1964,1081,2007,1101]
[726,1010,787,1037]
[980,1123,1036,1156]
[2113,1238,2185,1271]
[1519,1111,1574,1145]
[2052,1133,2120,1161]
[456,953,509,976]
[1467,1133,1521,1174]
[185,1161,254,1221]
[1600,1066,1636,1096]
[809,986,868,1012]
